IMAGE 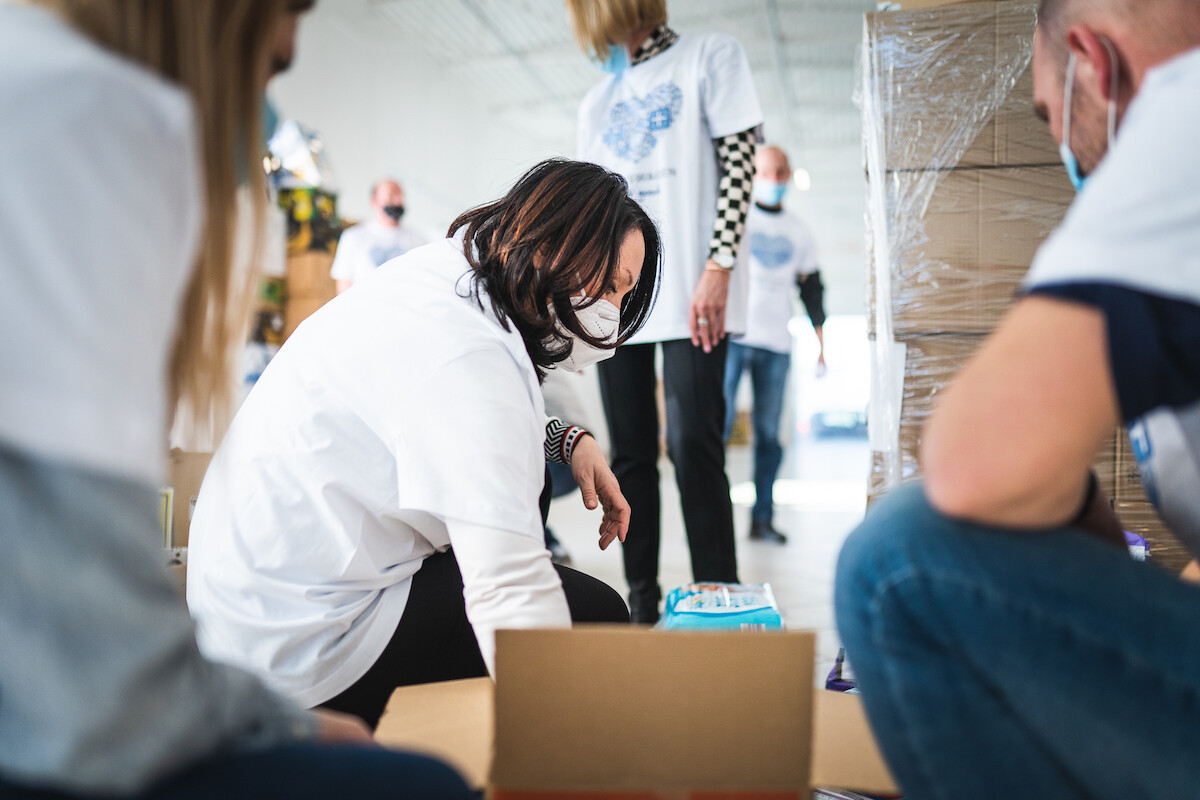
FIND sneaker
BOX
[749,520,788,544]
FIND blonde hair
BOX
[33,0,288,433]
[565,0,667,59]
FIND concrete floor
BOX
[546,316,871,686]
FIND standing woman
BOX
[568,0,765,622]
[0,1,471,797]
[185,159,660,729]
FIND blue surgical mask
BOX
[754,181,787,207]
[1058,44,1120,193]
[595,43,630,76]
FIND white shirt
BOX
[577,33,763,344]
[737,205,820,354]
[186,240,570,707]
[1025,47,1200,557]
[0,2,200,487]
[329,219,426,284]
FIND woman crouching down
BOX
[186,159,661,728]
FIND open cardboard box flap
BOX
[376,627,899,798]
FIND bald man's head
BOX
[755,146,791,183]
[371,179,405,227]
[1038,0,1200,74]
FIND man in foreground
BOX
[836,0,1200,796]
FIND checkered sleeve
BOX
[709,129,758,265]
[544,417,591,464]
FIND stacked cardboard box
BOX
[863,0,1183,568]
[284,249,337,339]
[864,0,1067,496]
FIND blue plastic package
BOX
[658,582,784,631]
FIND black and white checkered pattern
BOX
[709,129,758,263]
[631,24,679,66]
[544,417,590,464]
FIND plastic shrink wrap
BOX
[862,1,1186,569]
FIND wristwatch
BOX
[707,252,735,271]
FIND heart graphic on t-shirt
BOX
[603,81,684,163]
[750,233,794,269]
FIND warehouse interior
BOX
[7,0,1198,796]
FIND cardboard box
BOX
[1114,500,1189,573]
[286,250,336,299]
[165,449,212,548]
[1112,432,1190,572]
[375,628,901,799]
[868,337,1122,504]
[865,1,1057,172]
[880,0,998,9]
[284,295,330,340]
[868,166,1074,337]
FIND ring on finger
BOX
[698,317,710,327]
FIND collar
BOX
[631,24,678,66]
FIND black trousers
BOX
[596,339,739,610]
[321,549,629,728]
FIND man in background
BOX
[331,178,426,293]
[724,145,826,544]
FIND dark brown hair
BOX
[448,159,661,380]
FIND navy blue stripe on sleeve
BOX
[1029,283,1200,422]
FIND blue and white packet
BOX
[658,582,784,631]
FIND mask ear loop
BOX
[1062,50,1078,155]
[1099,37,1120,144]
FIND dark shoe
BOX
[628,586,661,625]
[630,600,660,625]
[749,520,788,544]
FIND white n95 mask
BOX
[554,296,620,372]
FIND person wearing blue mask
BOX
[567,0,764,624]
[835,0,1200,797]
[723,145,826,545]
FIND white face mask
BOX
[553,296,621,372]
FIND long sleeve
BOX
[709,129,758,264]
[446,518,571,675]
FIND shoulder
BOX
[337,224,368,246]
[2,6,193,150]
[689,32,751,66]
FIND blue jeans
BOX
[835,482,1200,800]
[723,341,790,523]
[0,743,473,799]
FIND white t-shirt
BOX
[186,240,570,707]
[329,219,426,284]
[737,205,820,354]
[577,33,763,344]
[1024,47,1200,558]
[0,2,200,487]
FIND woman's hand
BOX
[690,264,731,353]
[569,434,631,550]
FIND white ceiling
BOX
[334,0,872,157]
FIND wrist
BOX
[704,259,733,276]
[706,251,735,272]
[564,428,592,463]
